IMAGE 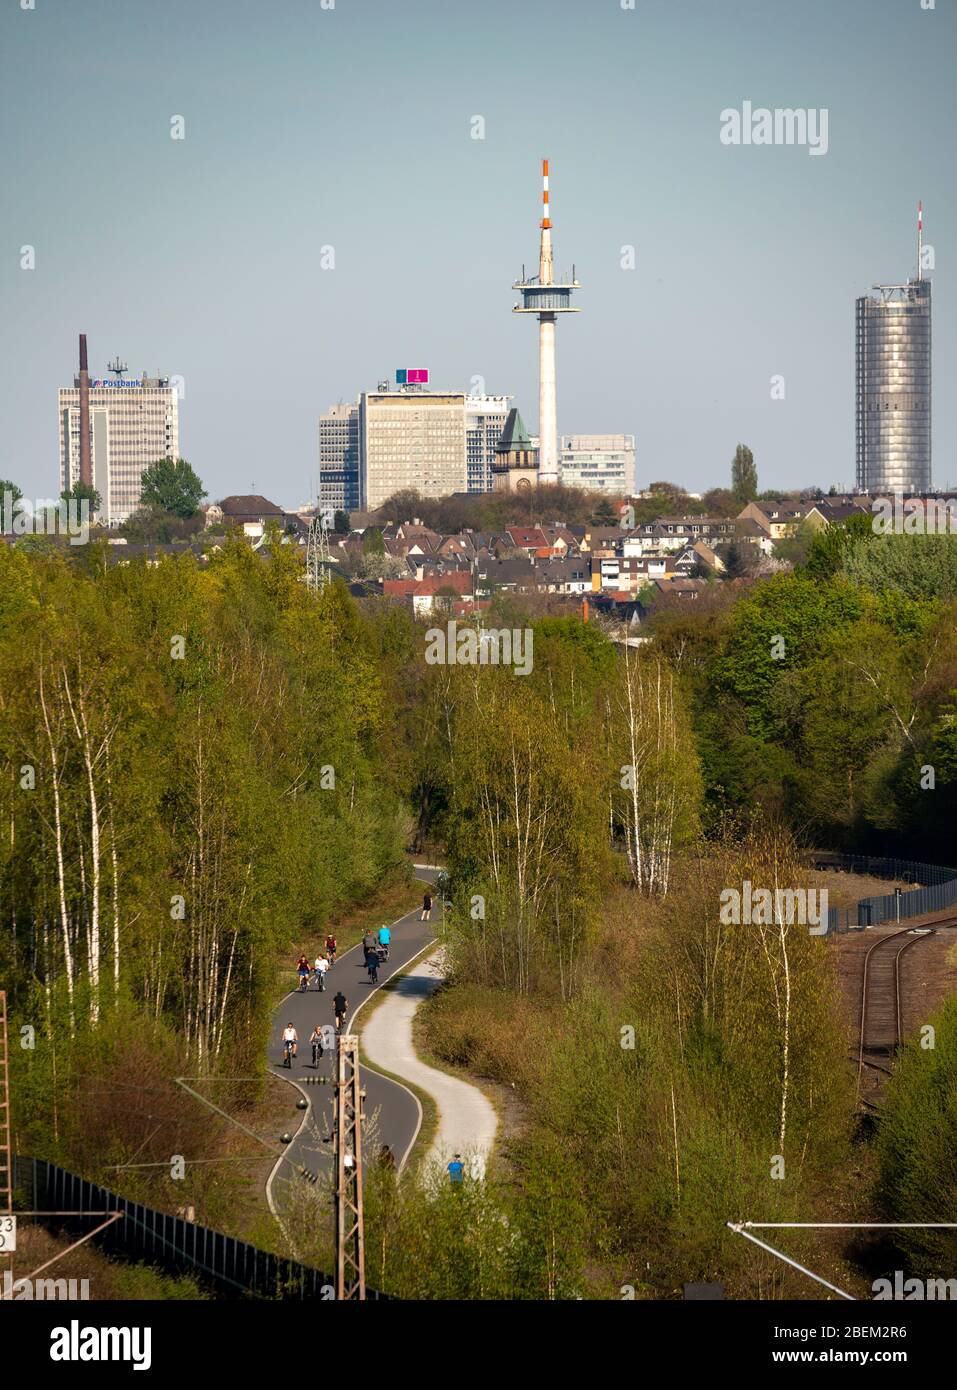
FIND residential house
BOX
[219,494,285,538]
[383,569,474,616]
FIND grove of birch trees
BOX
[1,539,407,1152]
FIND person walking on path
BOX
[447,1153,464,1185]
[333,991,348,1032]
[421,891,433,922]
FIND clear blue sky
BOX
[2,0,954,506]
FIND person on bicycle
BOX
[367,952,379,986]
[282,1023,298,1061]
[310,1025,324,1066]
[297,955,310,990]
[333,991,348,1031]
[378,924,391,960]
[325,933,337,966]
[314,954,328,991]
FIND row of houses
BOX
[74,492,871,609]
[336,497,871,614]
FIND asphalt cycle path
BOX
[266,868,439,1214]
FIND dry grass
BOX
[2,1224,207,1301]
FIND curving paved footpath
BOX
[266,868,439,1216]
[359,948,498,1174]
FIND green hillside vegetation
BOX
[2,520,956,1298]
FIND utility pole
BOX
[0,992,13,1282]
[333,1033,365,1301]
[0,993,11,1216]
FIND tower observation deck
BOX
[512,159,581,484]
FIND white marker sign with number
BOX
[0,1215,15,1251]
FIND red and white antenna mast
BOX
[538,158,553,287]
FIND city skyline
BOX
[2,0,955,509]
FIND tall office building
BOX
[359,372,467,510]
[465,395,512,493]
[855,205,932,494]
[58,339,179,524]
[561,434,635,493]
[318,402,360,514]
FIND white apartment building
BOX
[560,434,636,494]
[59,372,179,524]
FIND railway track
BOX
[856,925,941,1105]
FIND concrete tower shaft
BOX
[539,319,557,481]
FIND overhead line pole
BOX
[333,1032,365,1301]
[0,993,11,1219]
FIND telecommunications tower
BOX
[512,159,581,484]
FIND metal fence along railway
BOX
[812,853,957,933]
[13,1155,392,1300]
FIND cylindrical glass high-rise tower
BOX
[855,276,931,495]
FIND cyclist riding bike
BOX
[377,924,391,961]
[333,991,348,1032]
[325,934,337,967]
[314,955,328,991]
[297,955,310,992]
[282,1023,298,1067]
[310,1025,324,1066]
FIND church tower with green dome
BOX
[491,407,539,495]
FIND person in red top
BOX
[325,933,337,966]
